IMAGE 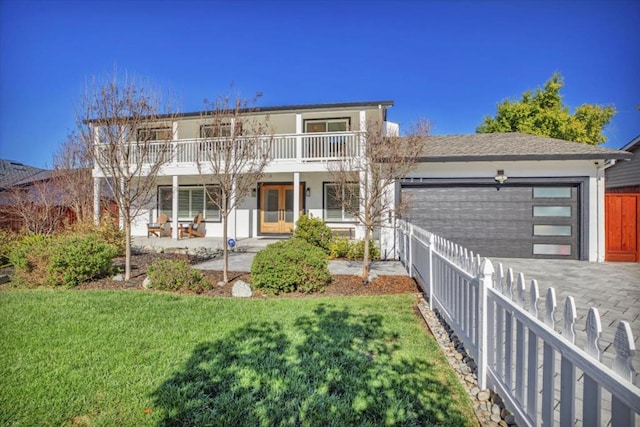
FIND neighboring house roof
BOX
[0,159,48,190]
[618,134,640,152]
[12,169,55,187]
[605,134,639,189]
[417,133,633,162]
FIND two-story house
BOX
[91,99,631,262]
[91,100,395,246]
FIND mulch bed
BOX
[74,252,419,297]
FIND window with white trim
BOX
[200,123,242,138]
[158,186,221,221]
[324,183,358,222]
[305,119,349,133]
[137,127,172,141]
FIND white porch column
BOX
[296,113,302,161]
[356,110,367,240]
[172,121,179,164]
[379,180,396,259]
[293,172,300,229]
[229,180,237,242]
[93,177,101,225]
[172,175,179,239]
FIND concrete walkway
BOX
[193,251,408,277]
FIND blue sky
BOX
[1,0,638,168]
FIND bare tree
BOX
[329,119,430,280]
[5,179,68,235]
[78,74,178,281]
[52,132,94,224]
[196,92,273,284]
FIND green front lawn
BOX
[0,290,476,426]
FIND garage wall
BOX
[400,160,602,261]
[402,184,580,259]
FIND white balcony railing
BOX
[94,132,361,167]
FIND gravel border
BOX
[416,296,518,427]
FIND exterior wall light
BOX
[494,170,508,185]
[251,188,257,197]
[306,187,311,197]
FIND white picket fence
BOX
[397,220,640,427]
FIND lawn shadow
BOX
[152,304,472,426]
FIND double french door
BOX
[260,184,303,234]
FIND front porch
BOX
[113,170,365,243]
[133,235,285,254]
[132,235,408,276]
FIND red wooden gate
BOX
[605,193,640,262]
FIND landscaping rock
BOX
[415,297,516,426]
[143,276,152,289]
[477,390,490,401]
[112,273,124,282]
[232,280,252,297]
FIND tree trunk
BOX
[124,222,132,281]
[222,209,228,284]
[362,227,370,282]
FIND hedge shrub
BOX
[146,259,211,294]
[48,235,117,287]
[65,213,125,256]
[8,234,117,288]
[293,214,334,254]
[251,238,331,294]
[0,229,18,267]
[328,237,380,261]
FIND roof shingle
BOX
[418,133,632,162]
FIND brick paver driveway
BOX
[493,258,640,376]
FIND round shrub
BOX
[48,234,117,287]
[146,259,211,294]
[251,238,331,294]
[293,214,334,253]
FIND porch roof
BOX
[86,100,394,123]
[416,133,633,162]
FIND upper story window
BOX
[137,127,172,141]
[200,123,242,138]
[305,118,350,133]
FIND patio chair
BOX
[182,213,204,238]
[147,213,170,238]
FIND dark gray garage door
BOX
[402,185,580,259]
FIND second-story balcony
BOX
[177,131,361,163]
[94,132,362,169]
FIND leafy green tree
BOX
[477,73,615,145]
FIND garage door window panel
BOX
[533,244,572,256]
[533,225,572,236]
[533,206,572,217]
[533,187,572,198]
